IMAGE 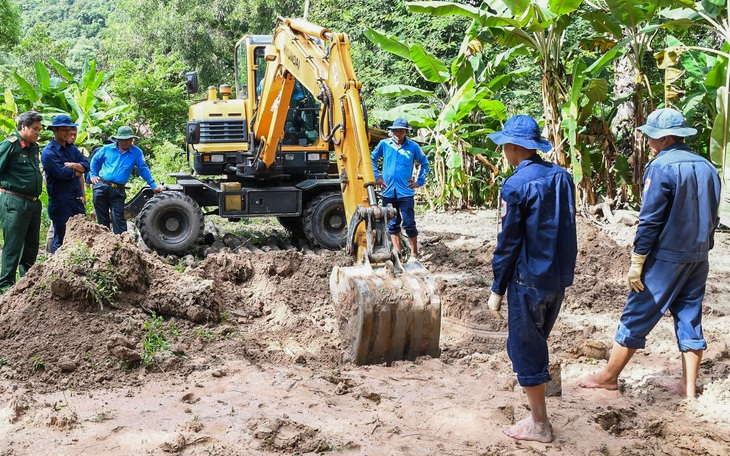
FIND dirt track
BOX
[0,210,728,455]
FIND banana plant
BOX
[579,0,682,196]
[9,58,129,151]
[0,89,17,136]
[407,0,584,168]
[659,0,730,225]
[365,26,511,208]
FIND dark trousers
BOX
[381,196,418,238]
[616,257,709,351]
[48,198,86,253]
[0,193,41,292]
[93,183,127,234]
[506,281,564,387]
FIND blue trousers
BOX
[381,196,418,238]
[48,198,85,253]
[616,257,708,351]
[93,183,127,234]
[506,281,564,387]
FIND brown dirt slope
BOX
[0,210,728,455]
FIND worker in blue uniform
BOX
[41,114,90,253]
[371,118,429,259]
[89,126,162,234]
[488,114,577,443]
[579,108,721,399]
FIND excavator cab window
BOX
[253,47,267,99]
[235,42,248,98]
[283,82,320,146]
[253,49,321,147]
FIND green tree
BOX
[109,54,190,145]
[101,0,299,92]
[0,0,21,52]
[309,0,468,118]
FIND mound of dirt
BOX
[0,210,728,455]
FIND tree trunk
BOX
[542,68,566,167]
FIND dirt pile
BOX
[0,210,728,455]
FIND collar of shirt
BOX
[114,144,140,155]
[514,153,542,171]
[48,138,69,152]
[388,137,409,148]
[648,142,692,166]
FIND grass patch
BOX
[141,312,178,367]
[31,357,46,372]
[65,241,96,266]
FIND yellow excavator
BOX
[128,17,442,365]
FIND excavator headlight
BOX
[307,153,326,162]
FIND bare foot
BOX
[664,381,701,399]
[503,417,554,443]
[577,371,619,390]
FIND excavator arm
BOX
[253,18,441,365]
[252,17,394,264]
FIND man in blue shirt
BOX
[579,108,721,399]
[41,114,90,253]
[370,118,429,259]
[89,126,162,234]
[488,115,577,443]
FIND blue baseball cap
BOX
[48,114,78,130]
[637,108,697,139]
[488,115,552,152]
[387,118,412,131]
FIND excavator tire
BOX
[136,191,204,256]
[303,192,347,250]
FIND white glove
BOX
[627,252,648,293]
[488,293,504,311]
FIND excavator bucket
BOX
[330,257,442,365]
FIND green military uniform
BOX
[0,131,43,292]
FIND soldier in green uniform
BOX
[0,111,44,293]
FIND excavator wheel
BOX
[136,191,204,256]
[303,192,347,250]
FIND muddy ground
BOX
[0,210,728,455]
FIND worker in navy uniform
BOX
[41,114,90,253]
[579,108,721,399]
[487,114,577,443]
[0,111,44,292]
[89,126,161,234]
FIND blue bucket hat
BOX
[387,118,412,131]
[48,114,78,130]
[488,115,552,152]
[637,108,697,139]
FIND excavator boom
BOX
[254,17,441,365]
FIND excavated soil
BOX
[0,210,729,455]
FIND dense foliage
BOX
[0,0,727,224]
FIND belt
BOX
[100,179,127,189]
[0,188,38,201]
